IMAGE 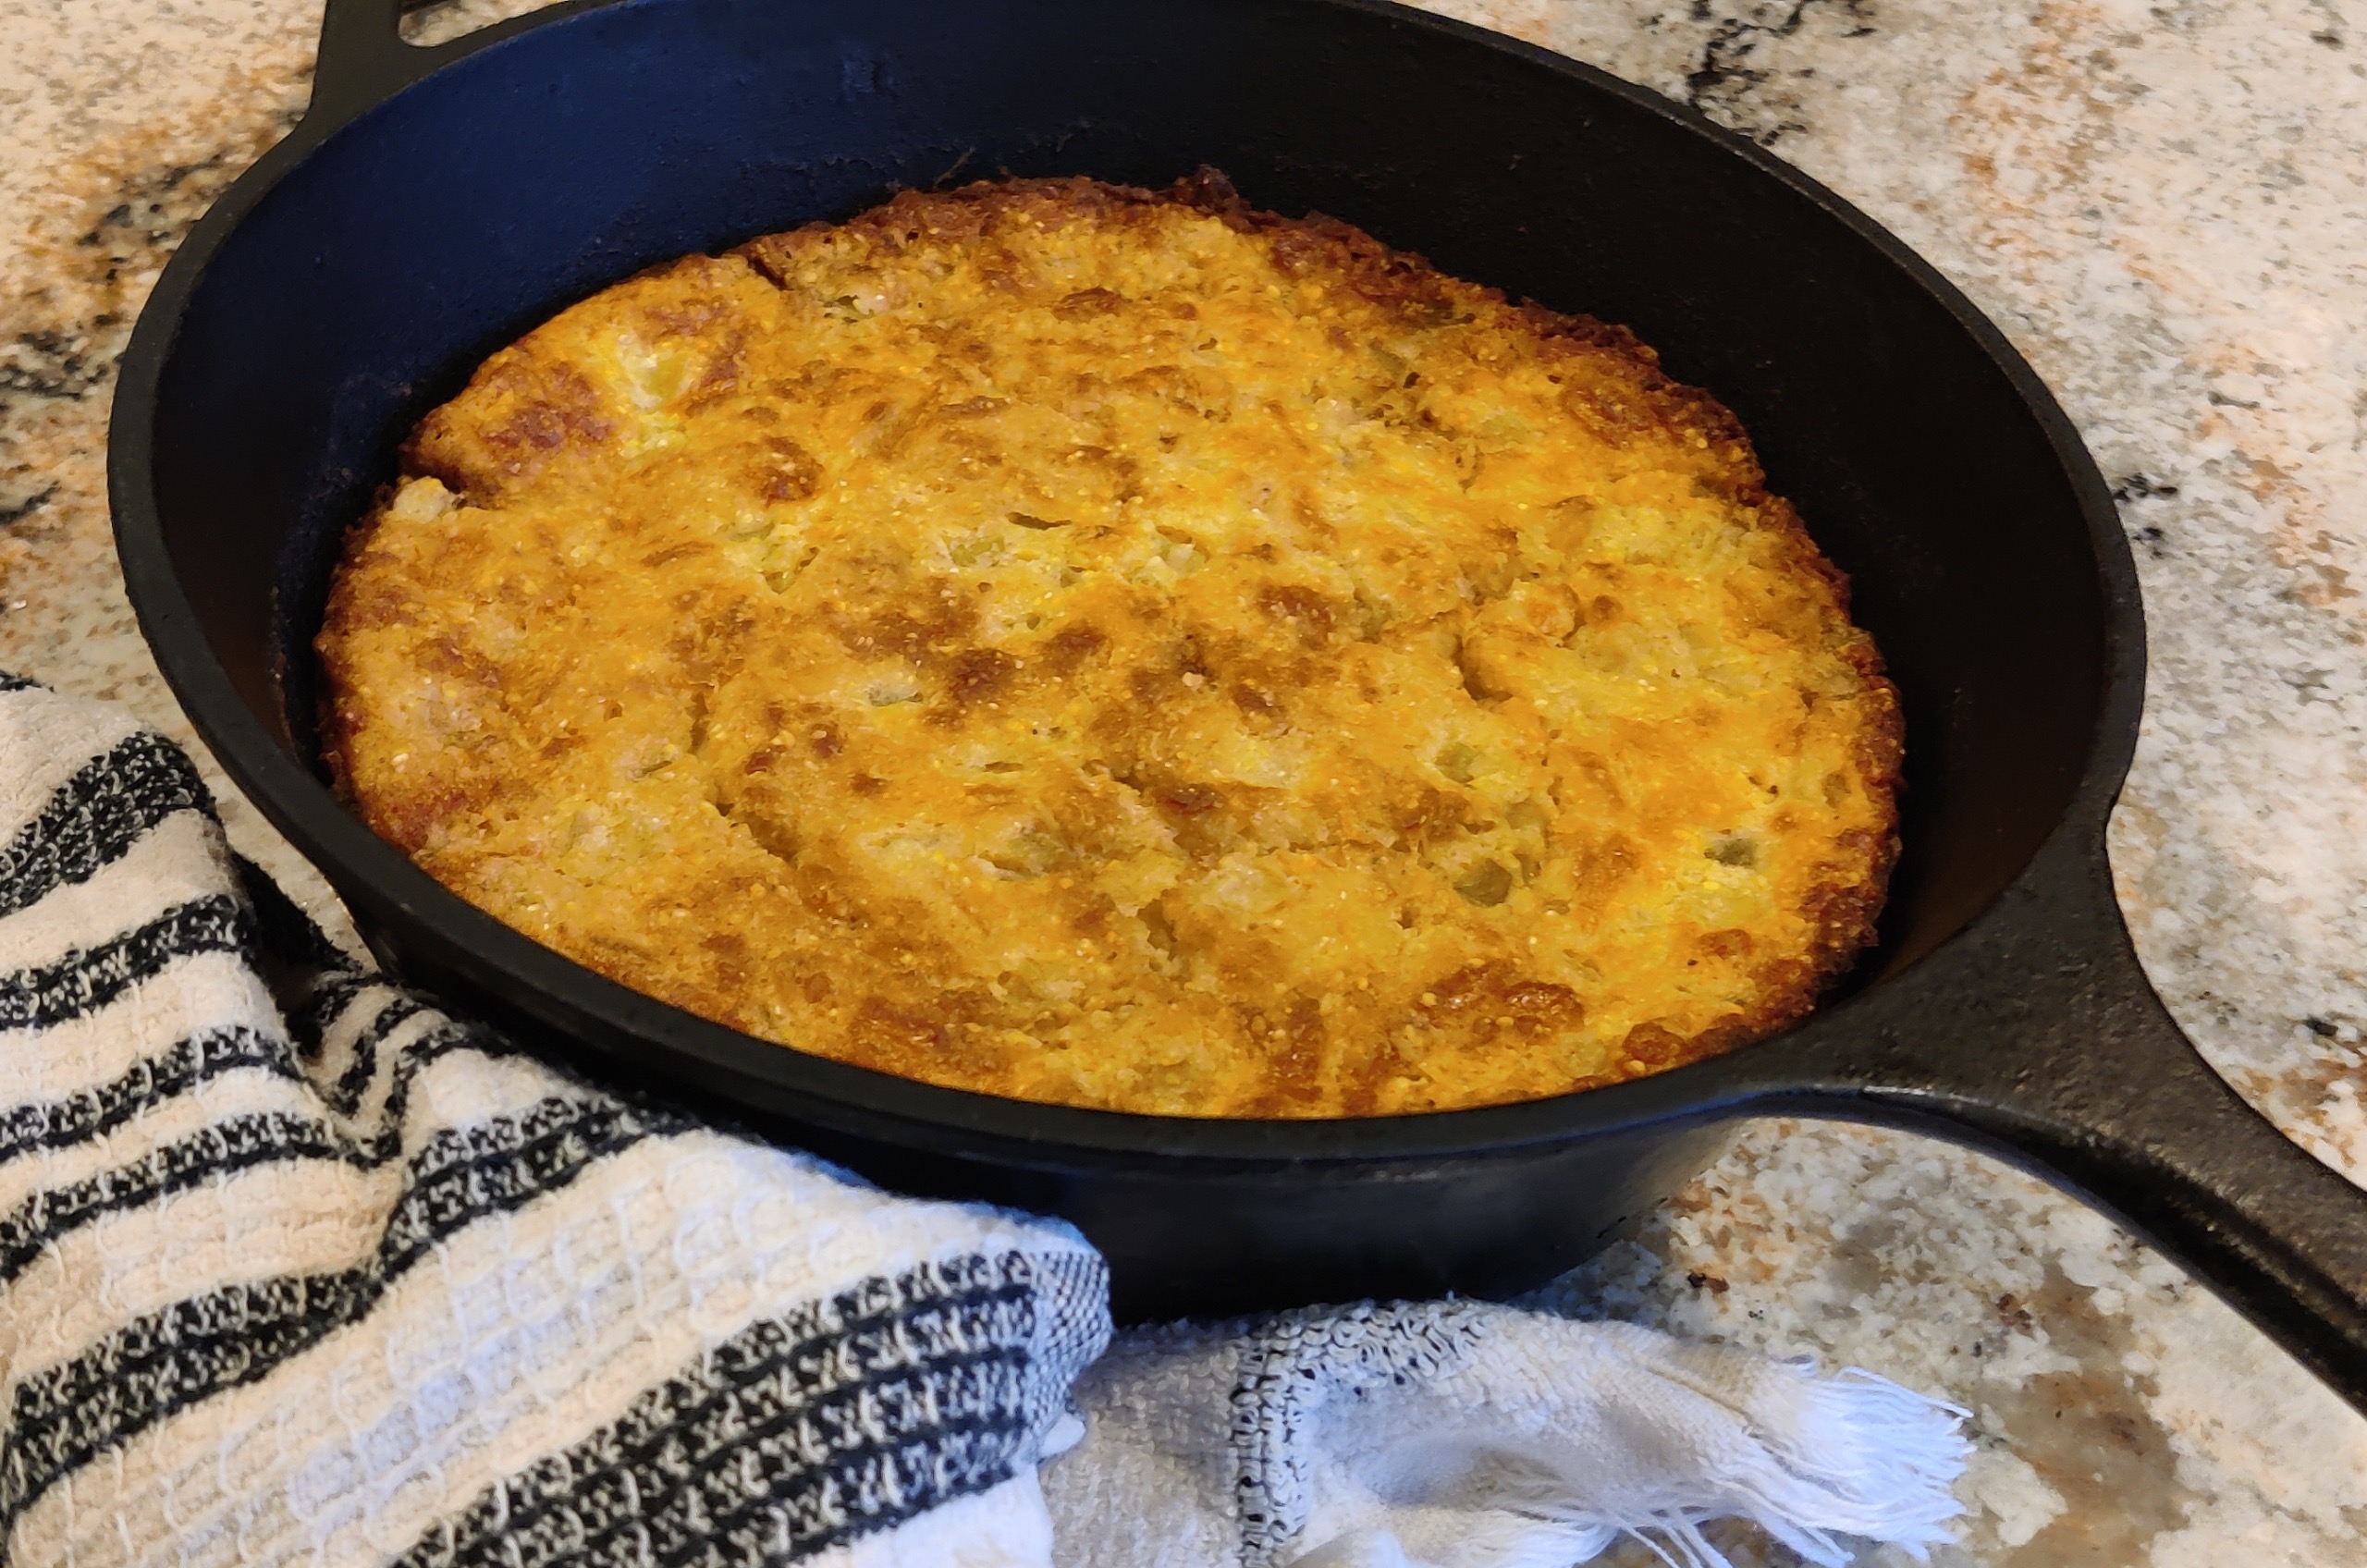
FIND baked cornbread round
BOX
[318,172,1901,1118]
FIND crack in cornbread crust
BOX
[318,172,1902,1118]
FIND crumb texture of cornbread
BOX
[317,173,1900,1118]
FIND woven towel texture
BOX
[1049,1302,1969,1568]
[0,678,1968,1568]
[0,676,1109,1568]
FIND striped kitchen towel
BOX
[0,673,1969,1568]
[0,672,1109,1567]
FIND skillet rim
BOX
[106,0,2143,1172]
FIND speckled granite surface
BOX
[3,0,2365,1561]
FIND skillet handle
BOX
[313,0,596,128]
[309,0,445,128]
[1762,823,2367,1410]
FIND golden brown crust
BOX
[318,173,1901,1117]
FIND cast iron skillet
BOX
[112,0,2367,1406]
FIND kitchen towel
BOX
[0,674,1968,1568]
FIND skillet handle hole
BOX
[399,0,570,48]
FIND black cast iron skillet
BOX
[111,0,2367,1408]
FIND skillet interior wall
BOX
[149,0,2111,995]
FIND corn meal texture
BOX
[318,174,1901,1118]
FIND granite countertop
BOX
[4,0,2365,1561]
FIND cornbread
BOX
[318,172,1901,1118]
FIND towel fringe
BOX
[1491,1360,1970,1568]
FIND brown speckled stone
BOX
[4,1,2363,1560]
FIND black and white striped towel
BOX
[0,674,1969,1568]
